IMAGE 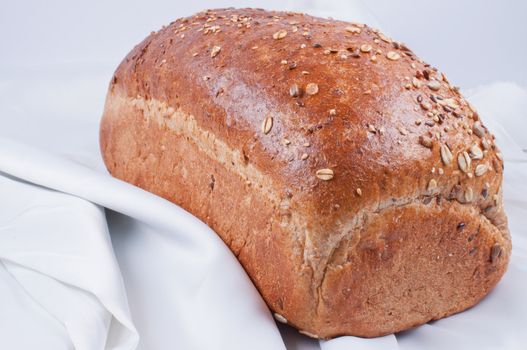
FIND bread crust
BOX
[100,8,511,338]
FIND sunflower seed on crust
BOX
[440,144,453,165]
[316,168,334,180]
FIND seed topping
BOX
[427,80,441,91]
[475,164,489,177]
[299,330,319,339]
[273,29,287,40]
[469,144,483,159]
[398,126,408,136]
[473,121,485,138]
[305,83,319,96]
[360,44,372,53]
[419,136,433,148]
[457,151,471,173]
[481,139,491,150]
[464,188,474,202]
[428,179,437,192]
[491,244,502,263]
[262,116,273,134]
[378,32,391,43]
[289,84,301,97]
[316,168,334,180]
[274,313,288,324]
[210,45,221,58]
[345,26,361,34]
[440,144,453,165]
[420,101,432,111]
[386,51,400,60]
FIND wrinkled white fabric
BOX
[0,174,137,350]
[0,138,286,350]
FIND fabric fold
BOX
[0,173,138,350]
[0,138,287,350]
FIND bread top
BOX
[110,8,504,236]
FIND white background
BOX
[1,0,526,87]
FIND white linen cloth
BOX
[1,1,527,349]
[0,138,286,350]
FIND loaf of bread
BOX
[100,8,511,338]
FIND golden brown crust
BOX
[100,8,511,338]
